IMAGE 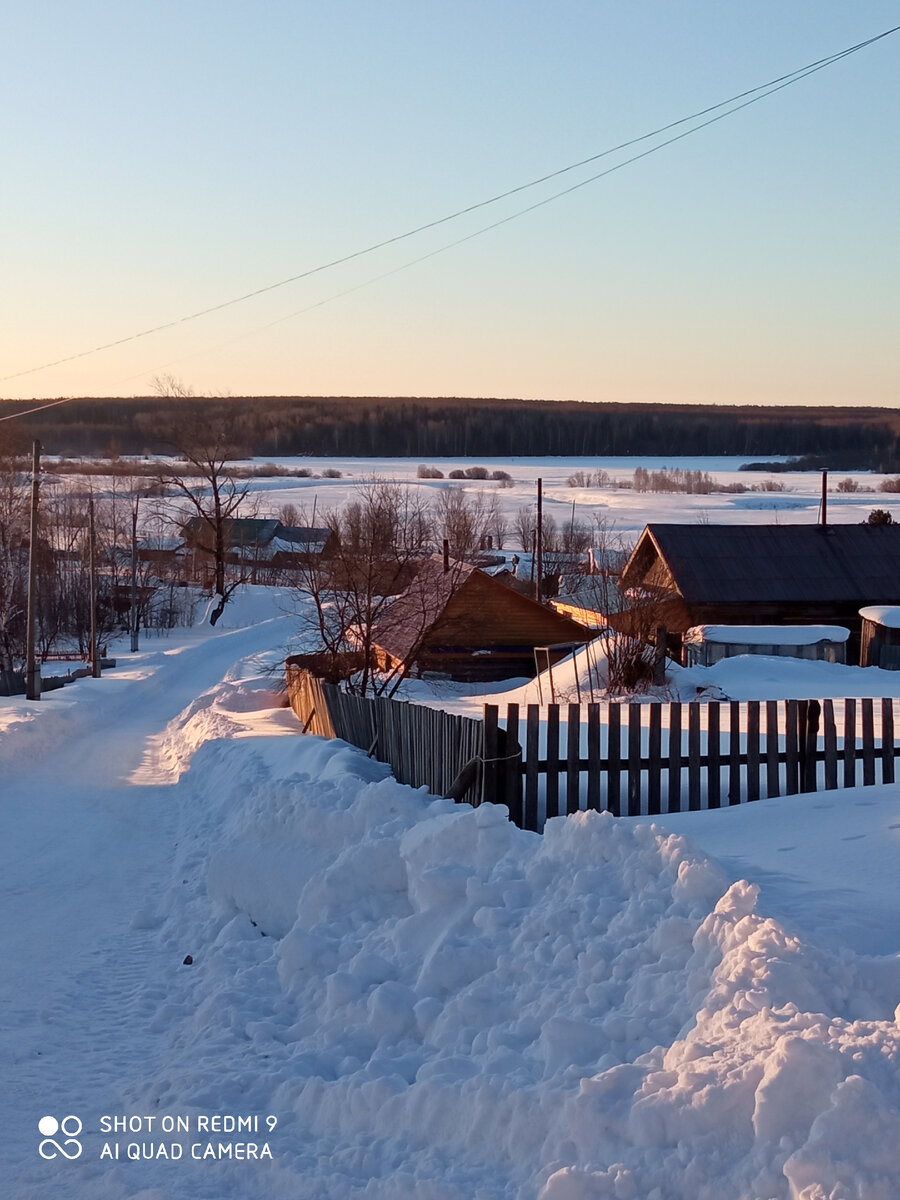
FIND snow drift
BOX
[90,678,900,1199]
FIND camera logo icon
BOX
[38,1115,83,1160]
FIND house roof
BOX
[372,555,590,666]
[181,516,280,547]
[271,526,333,558]
[621,524,900,606]
[372,557,478,663]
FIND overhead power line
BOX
[1,22,897,418]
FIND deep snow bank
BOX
[127,679,900,1199]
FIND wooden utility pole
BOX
[89,495,101,677]
[130,496,139,652]
[25,440,41,701]
[535,477,543,603]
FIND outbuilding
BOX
[684,624,850,667]
[859,607,900,670]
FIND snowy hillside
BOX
[3,586,899,1198]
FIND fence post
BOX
[483,705,499,806]
[503,703,523,826]
[801,699,820,793]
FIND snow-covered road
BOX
[1,590,297,1195]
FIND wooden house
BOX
[371,556,591,681]
[180,517,334,578]
[616,523,900,663]
[269,525,335,569]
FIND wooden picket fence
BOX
[321,685,484,804]
[284,662,483,804]
[284,660,336,738]
[487,697,899,830]
[285,661,899,832]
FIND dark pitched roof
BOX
[622,524,900,605]
[182,516,280,546]
[276,525,332,546]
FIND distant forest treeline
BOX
[3,395,900,467]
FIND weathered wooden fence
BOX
[284,660,336,738]
[285,663,899,832]
[321,686,484,804]
[285,663,483,805]
[488,697,900,830]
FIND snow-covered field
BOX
[88,452,900,544]
[3,579,900,1199]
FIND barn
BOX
[371,556,591,682]
[616,523,900,663]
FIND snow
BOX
[204,454,900,547]
[685,624,851,646]
[4,502,900,1194]
[860,605,900,630]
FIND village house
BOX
[180,516,335,580]
[615,523,900,664]
[371,555,591,682]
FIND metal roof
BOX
[621,523,900,605]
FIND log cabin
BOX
[615,523,900,664]
[371,555,591,682]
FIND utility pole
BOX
[89,494,101,678]
[130,494,140,652]
[25,440,41,701]
[535,477,543,603]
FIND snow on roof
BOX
[269,535,328,556]
[859,605,900,629]
[684,624,851,646]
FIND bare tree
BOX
[160,418,250,625]
[292,479,439,695]
[431,488,497,559]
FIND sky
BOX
[2,2,899,407]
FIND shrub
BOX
[878,477,900,493]
[321,468,342,479]
[416,464,444,479]
[464,466,489,480]
[490,469,512,482]
[836,477,860,493]
[448,469,465,479]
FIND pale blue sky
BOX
[2,2,898,406]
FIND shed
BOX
[684,624,850,667]
[616,523,900,662]
[372,556,591,681]
[859,607,900,669]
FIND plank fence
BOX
[321,685,484,804]
[284,663,483,804]
[488,697,899,830]
[285,662,899,833]
[284,660,336,738]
